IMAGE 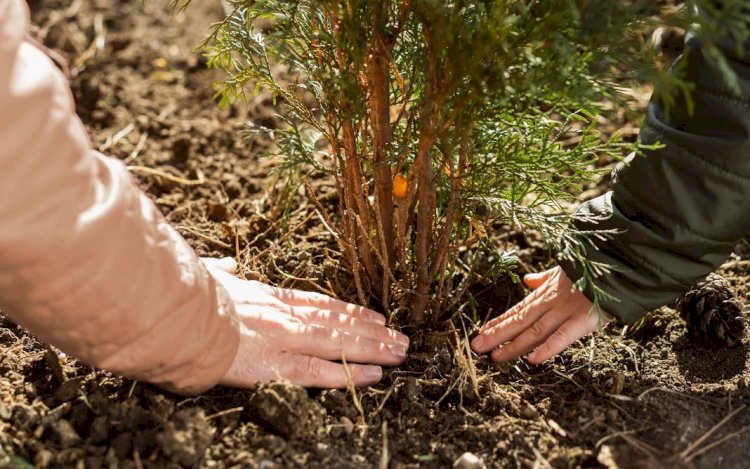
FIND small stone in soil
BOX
[207,202,229,222]
[738,376,748,389]
[34,449,54,468]
[453,452,486,469]
[297,250,311,261]
[54,377,82,402]
[51,419,82,447]
[172,136,192,164]
[89,416,109,444]
[0,404,11,421]
[521,403,539,420]
[339,416,354,435]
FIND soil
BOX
[2,1,749,468]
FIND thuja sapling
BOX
[192,0,750,325]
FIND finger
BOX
[478,277,554,335]
[489,309,569,362]
[476,267,562,337]
[276,353,383,388]
[523,268,556,290]
[205,268,290,308]
[291,308,409,348]
[278,322,407,365]
[472,288,553,353]
[527,312,599,364]
[268,287,386,325]
[201,257,238,274]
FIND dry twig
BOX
[379,421,390,469]
[127,166,206,186]
[204,407,244,420]
[684,426,750,462]
[123,132,149,164]
[176,226,232,249]
[680,405,746,461]
[341,353,366,426]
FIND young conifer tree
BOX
[196,0,750,324]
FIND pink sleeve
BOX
[0,0,240,395]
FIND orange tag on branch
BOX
[393,174,408,199]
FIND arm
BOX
[560,32,750,325]
[0,0,240,394]
[473,16,750,362]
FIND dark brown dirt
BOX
[2,1,749,468]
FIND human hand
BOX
[471,266,609,364]
[201,258,408,388]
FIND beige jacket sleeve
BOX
[0,0,240,395]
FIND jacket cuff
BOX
[557,192,665,325]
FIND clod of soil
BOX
[247,382,326,440]
[156,408,214,467]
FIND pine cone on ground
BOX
[673,273,747,348]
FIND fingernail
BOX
[471,336,485,351]
[394,333,410,347]
[491,346,505,362]
[389,344,408,358]
[527,352,539,364]
[366,310,386,325]
[363,366,382,381]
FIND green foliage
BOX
[197,0,750,321]
[692,1,750,93]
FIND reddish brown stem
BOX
[411,121,437,323]
[328,5,382,296]
[367,39,395,272]
[410,25,444,323]
[430,131,470,280]
[342,120,381,292]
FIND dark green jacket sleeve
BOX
[560,32,750,324]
